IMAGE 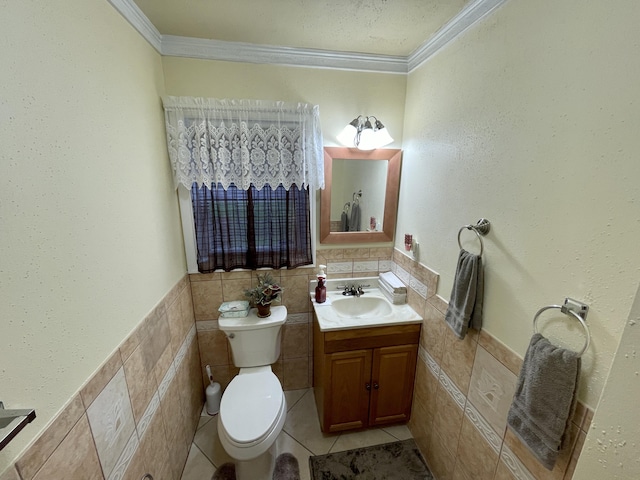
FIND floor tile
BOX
[275,431,314,480]
[193,415,234,468]
[180,444,215,480]
[283,389,338,455]
[329,428,397,453]
[382,424,413,441]
[284,388,309,411]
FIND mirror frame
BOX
[320,147,402,244]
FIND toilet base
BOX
[235,443,276,480]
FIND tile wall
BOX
[391,248,593,480]
[189,247,394,392]
[1,276,203,480]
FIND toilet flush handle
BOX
[227,333,235,339]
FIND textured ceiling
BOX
[131,0,470,57]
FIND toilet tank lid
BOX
[220,370,283,444]
[219,305,287,330]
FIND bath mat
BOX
[309,439,433,480]
[211,453,300,480]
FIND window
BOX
[190,182,313,272]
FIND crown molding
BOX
[407,0,509,72]
[108,0,508,74]
[161,35,407,74]
[107,0,162,52]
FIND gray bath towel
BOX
[507,333,581,470]
[350,203,361,231]
[444,249,484,339]
[341,211,349,232]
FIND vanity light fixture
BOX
[337,115,394,150]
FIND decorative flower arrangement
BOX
[244,272,283,306]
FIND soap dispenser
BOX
[315,264,327,303]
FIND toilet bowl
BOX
[218,366,286,461]
[217,306,288,480]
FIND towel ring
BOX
[457,218,491,256]
[533,303,591,357]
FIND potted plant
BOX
[244,272,283,318]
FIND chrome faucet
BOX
[337,284,370,297]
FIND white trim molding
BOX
[162,36,407,74]
[107,0,509,74]
[107,0,162,52]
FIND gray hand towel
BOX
[507,333,581,470]
[350,203,361,232]
[444,249,484,339]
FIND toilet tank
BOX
[219,306,287,368]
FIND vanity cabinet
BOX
[313,319,420,433]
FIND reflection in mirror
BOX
[321,147,402,244]
[330,159,388,232]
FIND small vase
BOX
[256,303,271,318]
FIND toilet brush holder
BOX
[206,382,221,415]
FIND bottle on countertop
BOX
[315,264,327,303]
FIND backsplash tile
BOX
[86,368,136,478]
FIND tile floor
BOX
[180,388,414,480]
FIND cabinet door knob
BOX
[373,382,379,390]
[365,383,371,391]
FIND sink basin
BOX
[331,296,393,318]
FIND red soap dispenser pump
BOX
[315,264,327,303]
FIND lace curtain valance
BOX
[162,97,325,191]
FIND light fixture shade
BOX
[357,125,377,150]
[374,127,393,148]
[337,123,358,147]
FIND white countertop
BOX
[310,277,423,332]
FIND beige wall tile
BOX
[431,294,449,315]
[440,326,478,395]
[454,416,499,480]
[190,279,223,320]
[86,367,136,478]
[319,248,344,259]
[123,345,158,425]
[432,383,464,456]
[189,272,221,282]
[0,466,20,480]
[407,288,426,317]
[369,247,393,259]
[32,415,102,480]
[121,442,148,480]
[282,323,309,359]
[281,275,311,314]
[119,323,142,363]
[221,277,251,302]
[467,346,517,437]
[421,301,447,364]
[478,331,523,376]
[493,460,517,480]
[139,406,173,480]
[408,400,431,457]
[343,248,370,258]
[283,357,310,390]
[140,309,172,374]
[16,394,85,480]
[80,349,123,409]
[153,343,174,389]
[412,360,438,428]
[426,430,456,480]
[563,428,586,480]
[198,330,229,367]
[503,424,576,480]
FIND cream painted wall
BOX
[399,0,640,408]
[574,284,640,478]
[0,0,185,471]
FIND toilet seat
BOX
[220,368,284,447]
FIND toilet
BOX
[218,305,288,480]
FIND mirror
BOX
[320,147,402,244]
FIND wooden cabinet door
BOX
[368,344,418,426]
[325,349,372,432]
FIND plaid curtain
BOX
[191,183,312,272]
